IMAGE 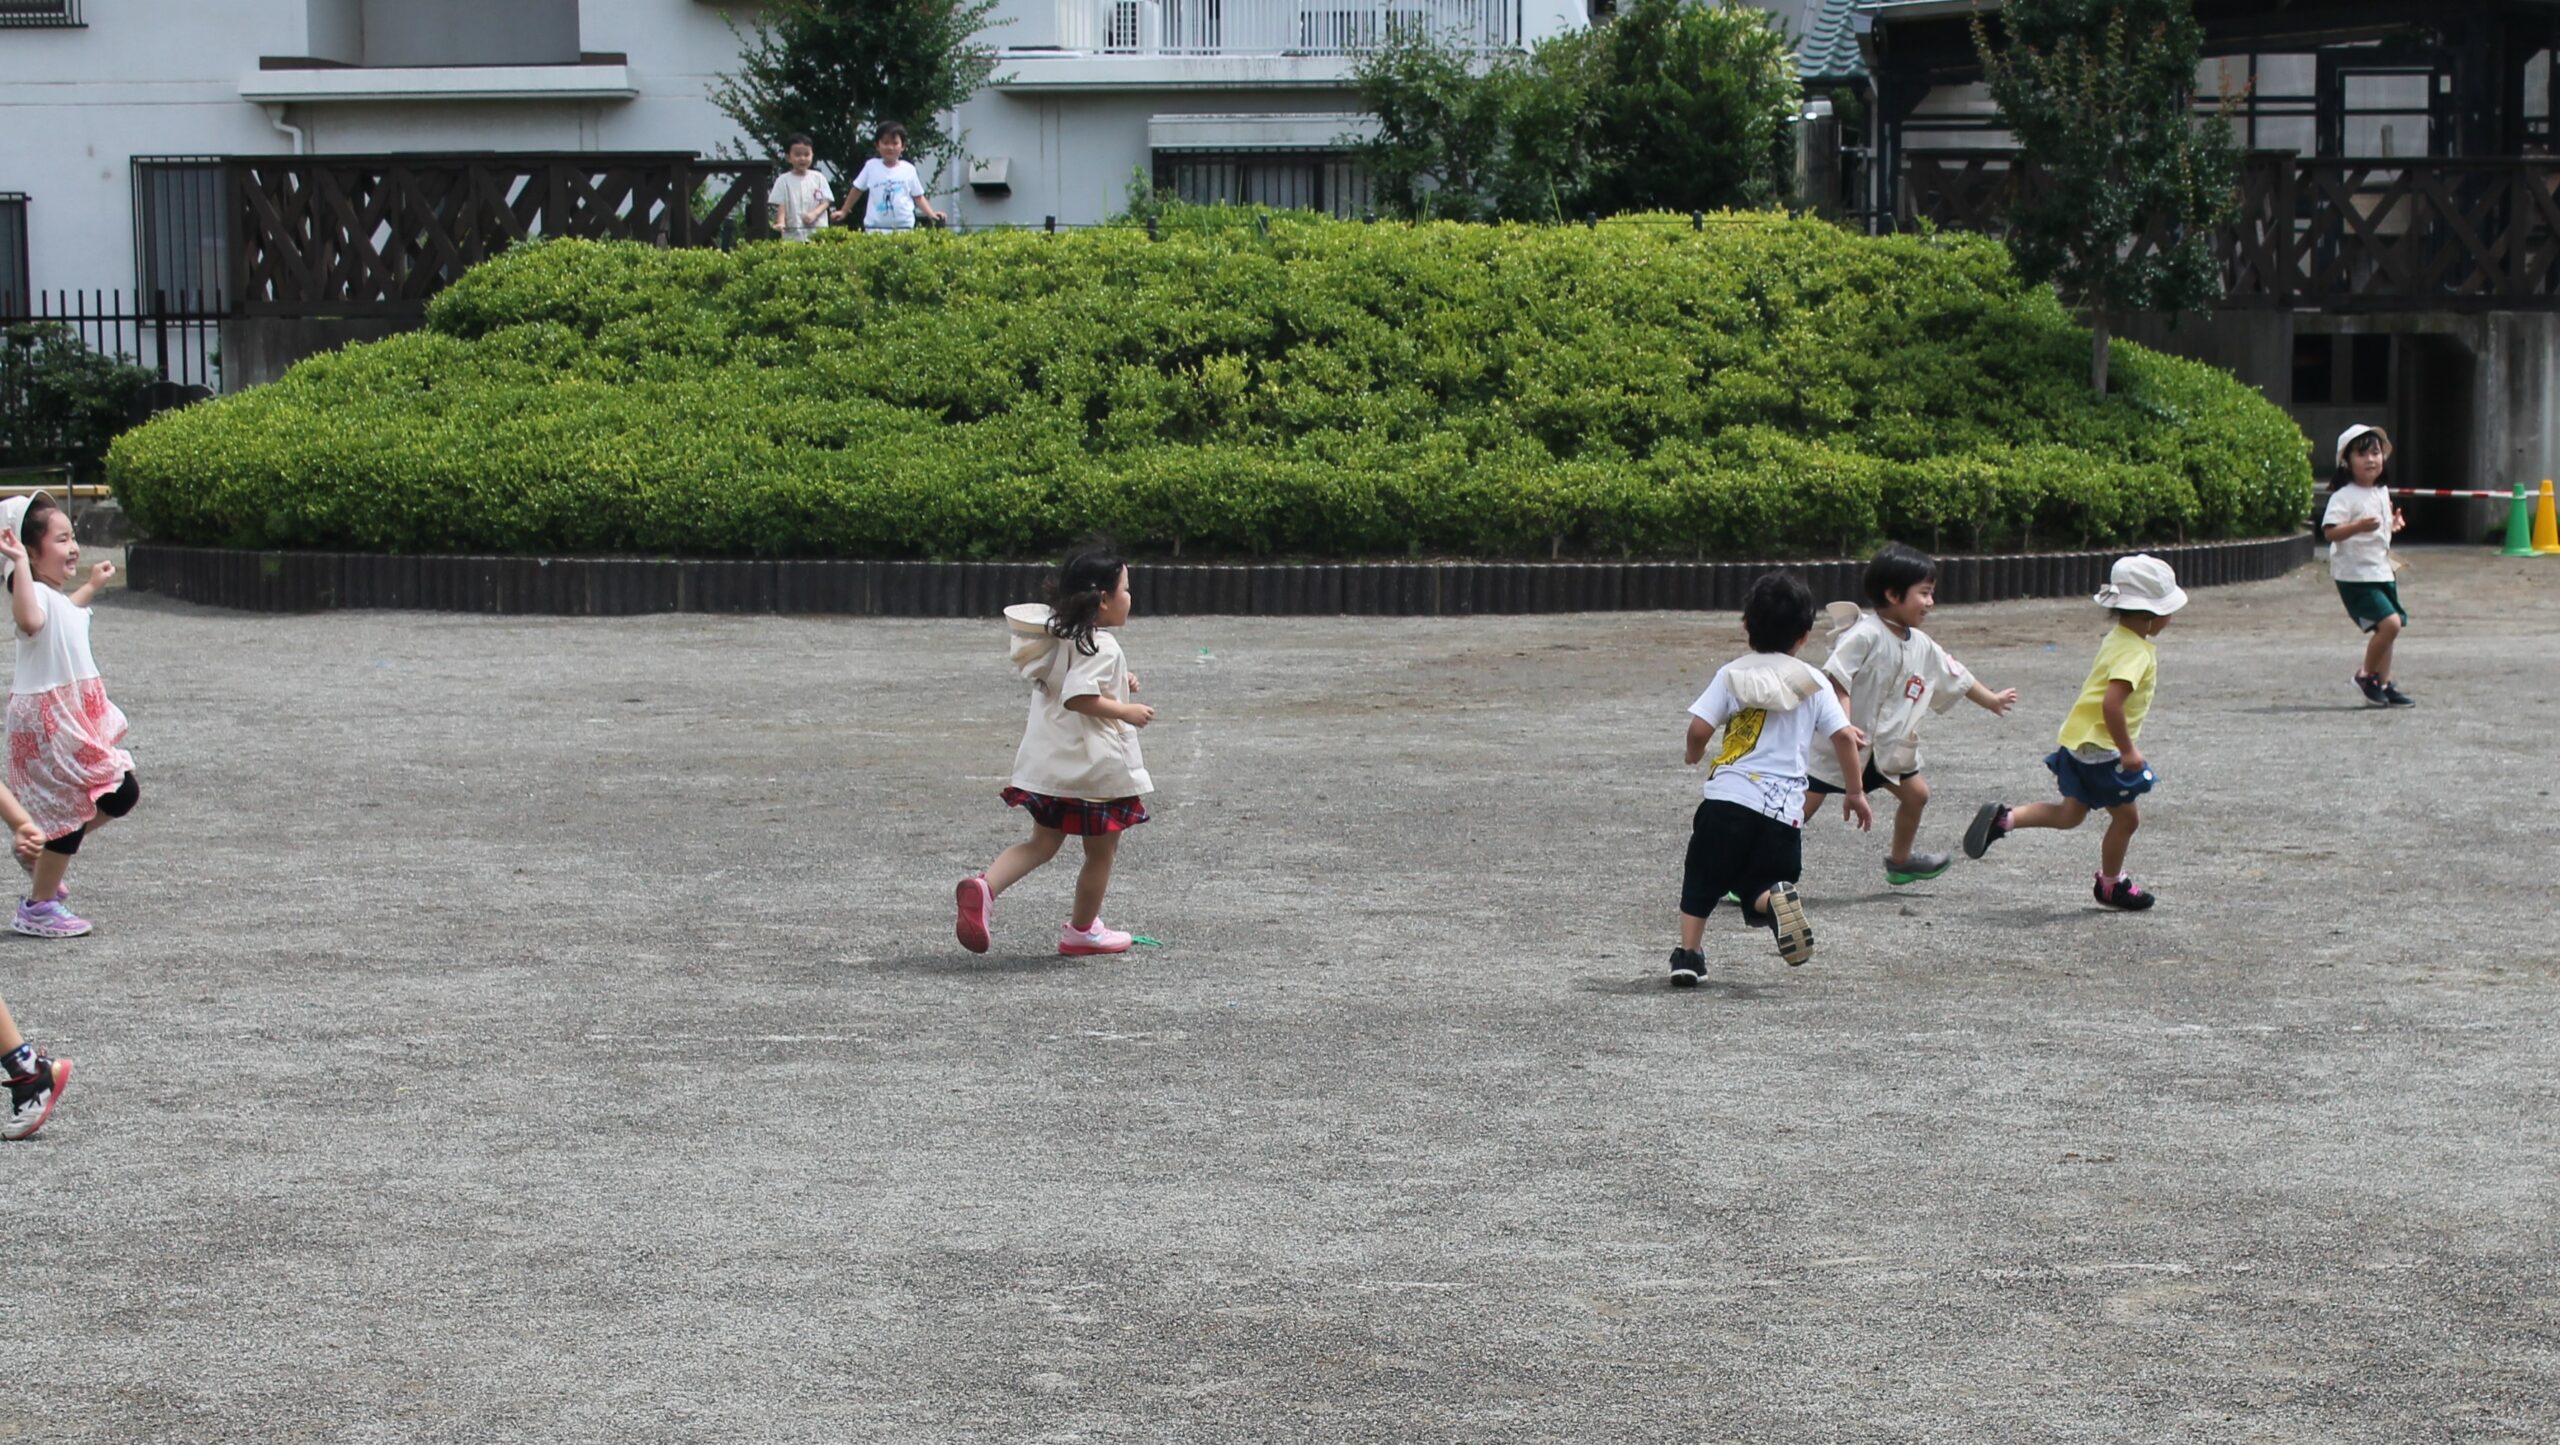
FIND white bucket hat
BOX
[0,491,44,591]
[2336,423,2391,459]
[2093,553,2188,615]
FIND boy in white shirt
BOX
[1668,571,1873,986]
[837,121,944,232]
[1808,544,2019,885]
[767,133,833,242]
[2321,423,2414,707]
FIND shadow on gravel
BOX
[868,952,1098,977]
[1575,973,1784,1001]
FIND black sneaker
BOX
[1963,803,2011,860]
[1668,947,1705,988]
[1766,883,1813,966]
[4,1054,70,1141]
[2381,682,2416,707]
[2093,873,2157,912]
[2354,672,2390,707]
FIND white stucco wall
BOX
[0,0,751,301]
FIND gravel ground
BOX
[6,545,2556,1443]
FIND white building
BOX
[945,0,1590,227]
[0,0,752,312]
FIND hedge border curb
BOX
[123,534,2315,617]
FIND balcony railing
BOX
[1902,150,2560,312]
[1066,0,1521,56]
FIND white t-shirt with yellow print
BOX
[1689,654,1851,826]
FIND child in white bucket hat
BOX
[1962,554,2185,911]
[2321,423,2413,707]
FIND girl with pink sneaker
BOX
[955,548,1156,957]
[0,493,139,939]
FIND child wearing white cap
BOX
[1962,554,2186,912]
[0,492,137,938]
[2321,423,2413,707]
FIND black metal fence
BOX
[0,287,223,391]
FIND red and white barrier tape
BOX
[2391,488,2533,499]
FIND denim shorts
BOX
[2045,747,2155,809]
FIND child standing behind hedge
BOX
[956,549,1155,957]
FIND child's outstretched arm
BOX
[1684,716,1712,766]
[65,560,114,610]
[2100,679,2143,771]
[1828,726,1874,831]
[0,533,39,638]
[1965,678,2019,716]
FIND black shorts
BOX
[1680,798,1803,922]
[44,771,139,856]
[1805,758,1910,796]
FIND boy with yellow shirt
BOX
[1962,555,2186,911]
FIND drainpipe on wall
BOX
[262,103,307,155]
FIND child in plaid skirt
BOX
[955,549,1157,957]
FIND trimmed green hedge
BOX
[109,210,2311,558]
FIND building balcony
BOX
[998,0,1525,90]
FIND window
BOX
[0,195,26,315]
[0,0,81,29]
[1155,154,1373,219]
[2349,334,2391,406]
[131,159,227,312]
[2291,334,2333,405]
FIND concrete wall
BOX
[359,0,583,68]
[2122,309,2560,543]
[952,89,1372,227]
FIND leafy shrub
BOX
[3,324,158,481]
[109,211,2312,559]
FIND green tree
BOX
[1974,0,2241,395]
[709,0,1001,191]
[1350,0,1799,223]
[0,324,157,482]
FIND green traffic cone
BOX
[2502,481,2541,557]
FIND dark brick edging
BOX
[123,534,2316,616]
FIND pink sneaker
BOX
[1059,919,1133,956]
[12,898,90,939]
[954,874,992,954]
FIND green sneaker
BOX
[1883,851,1954,886]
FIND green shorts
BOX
[2336,580,2408,633]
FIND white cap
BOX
[2336,423,2391,458]
[2093,553,2188,615]
[0,491,42,591]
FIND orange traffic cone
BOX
[2537,479,2560,554]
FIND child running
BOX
[1669,571,1872,987]
[1962,554,2185,911]
[1808,543,2020,885]
[0,493,137,939]
[955,548,1155,957]
[0,777,69,1139]
[2321,423,2415,707]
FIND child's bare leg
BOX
[0,996,21,1057]
[984,826,1065,897]
[1071,833,1121,931]
[26,848,68,903]
[2363,614,2401,681]
[2008,799,2089,832]
[1678,912,1707,952]
[1883,774,1931,864]
[2099,803,2140,878]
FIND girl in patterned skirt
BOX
[0,493,138,939]
[955,548,1156,957]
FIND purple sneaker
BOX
[12,898,92,939]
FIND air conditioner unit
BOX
[1104,0,1160,53]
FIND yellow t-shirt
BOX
[2056,624,2157,760]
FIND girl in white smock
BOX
[953,548,1156,958]
[0,493,138,939]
